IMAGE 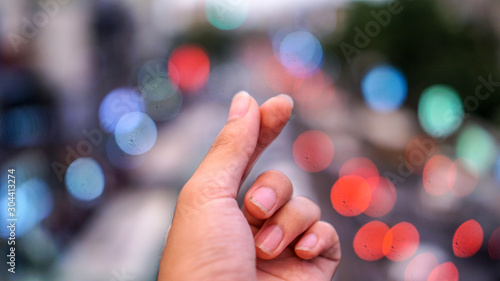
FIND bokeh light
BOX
[270,26,295,59]
[339,157,379,180]
[293,130,334,173]
[279,31,323,77]
[114,112,158,155]
[29,179,53,220]
[456,125,497,175]
[364,176,397,217]
[361,65,407,112]
[3,0,500,280]
[382,222,420,261]
[168,45,210,93]
[65,157,105,201]
[422,154,456,196]
[145,92,183,121]
[405,135,439,174]
[98,88,145,133]
[418,85,464,138]
[353,220,389,261]
[0,105,53,147]
[137,59,184,121]
[331,175,372,217]
[404,252,439,281]
[427,262,459,281]
[0,151,50,197]
[488,226,500,260]
[22,227,58,266]
[106,135,144,170]
[137,58,178,102]
[0,179,53,238]
[205,0,249,30]
[452,219,483,258]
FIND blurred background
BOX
[0,0,499,280]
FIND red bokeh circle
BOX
[382,222,420,261]
[293,130,334,173]
[364,176,397,217]
[422,154,456,196]
[339,157,379,180]
[427,262,459,281]
[168,45,210,93]
[453,219,483,258]
[353,221,389,261]
[488,226,500,260]
[331,175,372,217]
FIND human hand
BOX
[157,92,341,281]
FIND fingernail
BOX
[250,187,276,215]
[255,225,283,255]
[228,92,250,121]
[279,94,294,108]
[296,233,318,251]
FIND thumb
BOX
[183,91,261,200]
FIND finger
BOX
[241,94,293,182]
[254,196,321,259]
[244,170,293,221]
[295,221,341,279]
[183,91,260,200]
[295,221,341,261]
[241,205,261,235]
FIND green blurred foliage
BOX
[328,0,500,122]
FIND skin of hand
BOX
[157,92,341,281]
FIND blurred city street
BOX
[0,0,500,280]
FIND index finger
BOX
[241,94,294,183]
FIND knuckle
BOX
[180,171,235,209]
